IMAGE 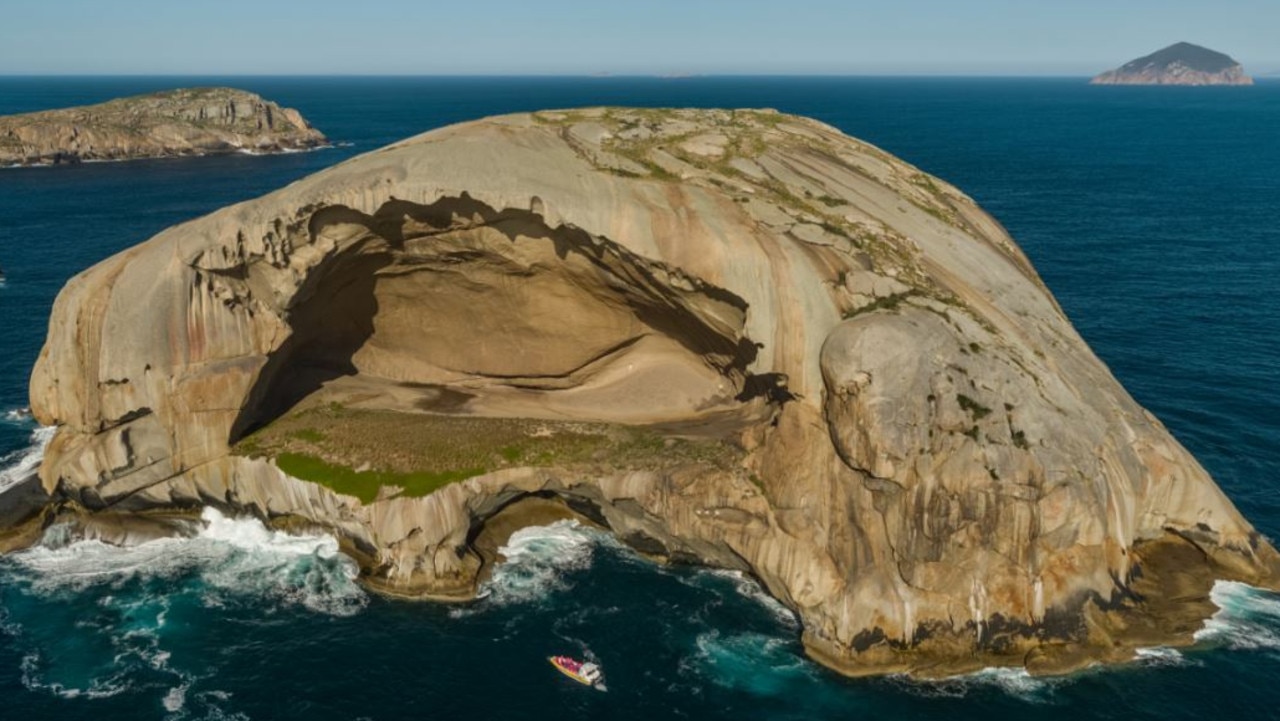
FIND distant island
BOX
[1092,42,1253,86]
[0,87,327,167]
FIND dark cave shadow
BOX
[230,193,777,444]
[229,252,388,442]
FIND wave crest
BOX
[0,425,54,495]
[8,507,364,616]
[1194,580,1280,653]
[478,520,602,606]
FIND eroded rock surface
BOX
[25,107,1280,676]
[0,87,326,166]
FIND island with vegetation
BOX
[1092,42,1254,86]
[0,87,326,166]
[8,107,1278,679]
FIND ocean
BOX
[1,76,1279,720]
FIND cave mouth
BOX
[230,194,771,445]
[466,492,607,582]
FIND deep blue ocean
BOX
[1,77,1279,720]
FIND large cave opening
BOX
[230,195,770,448]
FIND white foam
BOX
[162,681,188,713]
[20,651,131,700]
[480,520,600,606]
[895,665,1055,702]
[198,506,341,558]
[1194,580,1280,652]
[701,569,799,627]
[0,425,55,495]
[236,144,332,156]
[11,507,365,616]
[1134,646,1189,667]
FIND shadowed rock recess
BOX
[24,108,1280,677]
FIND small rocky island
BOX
[0,87,326,166]
[1092,42,1254,86]
[10,108,1280,679]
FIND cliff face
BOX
[26,108,1280,676]
[1092,42,1254,86]
[0,87,327,166]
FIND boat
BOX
[548,655,607,691]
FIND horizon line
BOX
[2,72,1277,79]
[2,72,1277,81]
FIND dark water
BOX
[2,77,1279,720]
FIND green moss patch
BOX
[275,453,482,505]
[233,404,740,504]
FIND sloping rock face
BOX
[0,87,326,166]
[1092,42,1254,86]
[27,108,1280,676]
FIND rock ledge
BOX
[22,107,1280,677]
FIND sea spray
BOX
[1133,646,1191,667]
[479,520,604,606]
[1194,580,1280,653]
[0,425,54,495]
[2,406,33,423]
[0,507,365,712]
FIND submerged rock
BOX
[24,107,1280,676]
[0,87,327,166]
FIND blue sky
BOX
[1,0,1276,76]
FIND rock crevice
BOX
[23,107,1280,677]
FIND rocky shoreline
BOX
[0,87,327,166]
[15,107,1280,678]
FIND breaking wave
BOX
[1194,580,1280,653]
[2,406,33,423]
[0,507,365,711]
[478,520,605,606]
[1133,646,1191,667]
[10,507,364,616]
[891,665,1058,703]
[0,424,54,495]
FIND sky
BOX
[1,0,1276,76]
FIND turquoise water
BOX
[1,77,1280,719]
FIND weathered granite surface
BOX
[23,107,1280,676]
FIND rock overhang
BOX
[22,106,1280,678]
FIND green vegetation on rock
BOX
[232,403,741,504]
[276,453,483,504]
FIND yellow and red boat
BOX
[548,655,607,691]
